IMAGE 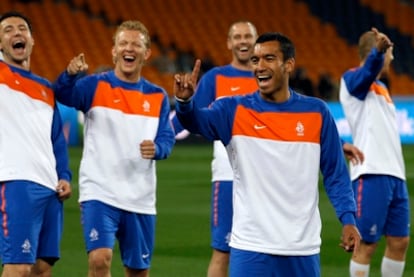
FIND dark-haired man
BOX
[0,11,72,277]
[174,32,360,276]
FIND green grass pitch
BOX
[43,143,414,276]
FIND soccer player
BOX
[174,32,361,276]
[340,27,410,277]
[0,11,72,277]
[172,20,259,277]
[53,21,175,277]
[172,21,364,277]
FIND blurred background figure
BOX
[290,66,315,97]
[317,71,337,101]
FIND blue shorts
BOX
[353,174,410,243]
[229,248,320,277]
[80,200,156,270]
[0,180,63,264]
[211,181,233,252]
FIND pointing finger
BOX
[191,59,201,84]
[79,53,85,63]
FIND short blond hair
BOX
[113,20,151,48]
[358,30,376,61]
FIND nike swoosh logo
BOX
[254,124,267,130]
[113,99,121,103]
[230,86,240,91]
[142,253,150,259]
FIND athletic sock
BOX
[350,260,370,277]
[381,256,405,277]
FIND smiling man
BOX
[0,11,72,277]
[171,20,258,277]
[174,32,361,276]
[53,20,175,277]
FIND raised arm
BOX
[67,53,89,75]
[173,59,201,102]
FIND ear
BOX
[227,38,232,50]
[144,48,152,60]
[285,58,295,74]
[111,46,116,63]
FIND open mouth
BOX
[123,55,136,63]
[257,74,271,83]
[239,46,249,53]
[12,41,25,50]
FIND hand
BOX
[371,27,393,53]
[56,179,72,201]
[342,142,364,165]
[173,59,201,101]
[140,140,156,159]
[339,224,361,253]
[67,53,89,75]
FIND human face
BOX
[112,29,151,82]
[227,23,257,66]
[0,16,34,69]
[250,41,294,102]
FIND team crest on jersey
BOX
[21,239,31,253]
[89,228,99,241]
[295,121,305,136]
[142,100,150,112]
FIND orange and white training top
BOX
[193,65,258,182]
[339,48,405,181]
[176,90,356,255]
[54,70,175,214]
[0,61,71,188]
[171,65,258,181]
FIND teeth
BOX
[240,47,248,51]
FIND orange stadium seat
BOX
[1,0,413,95]
[358,0,414,94]
[70,0,86,8]
[360,0,414,37]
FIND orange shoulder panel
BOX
[0,63,54,107]
[92,81,164,117]
[370,82,392,103]
[233,106,321,143]
[216,75,258,99]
